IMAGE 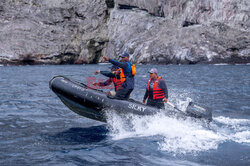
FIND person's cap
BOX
[119,52,129,58]
[148,68,158,74]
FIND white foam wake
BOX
[212,116,250,144]
[105,111,250,154]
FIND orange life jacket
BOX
[111,77,123,91]
[147,76,165,100]
[119,63,136,79]
[131,64,136,76]
[115,63,135,89]
[117,68,126,83]
[111,68,125,91]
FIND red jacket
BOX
[145,76,167,100]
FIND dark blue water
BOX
[0,64,249,165]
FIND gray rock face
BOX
[0,0,109,65]
[0,0,249,65]
[106,0,250,64]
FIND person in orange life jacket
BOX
[103,52,134,99]
[142,68,168,109]
[93,65,123,95]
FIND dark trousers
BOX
[115,88,133,99]
[146,98,165,109]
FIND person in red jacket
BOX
[93,66,123,96]
[143,68,168,109]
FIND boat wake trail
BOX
[212,116,250,144]
[105,110,250,154]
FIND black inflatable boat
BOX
[49,76,212,123]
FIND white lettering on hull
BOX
[128,103,146,112]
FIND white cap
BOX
[148,68,158,74]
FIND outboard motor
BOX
[186,102,212,122]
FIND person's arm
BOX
[109,59,128,69]
[143,88,149,103]
[102,78,112,86]
[143,89,149,100]
[94,78,112,87]
[159,79,168,99]
[100,71,115,78]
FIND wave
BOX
[213,116,250,125]
[97,63,110,65]
[105,111,250,154]
[213,63,229,66]
[212,116,250,144]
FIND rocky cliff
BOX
[0,0,110,65]
[0,0,249,65]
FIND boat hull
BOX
[49,76,212,123]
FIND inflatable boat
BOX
[49,76,212,123]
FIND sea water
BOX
[0,64,249,165]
